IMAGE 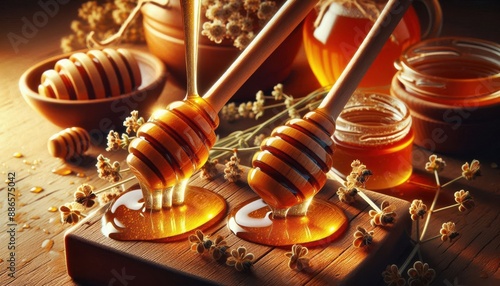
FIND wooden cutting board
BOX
[64,165,411,285]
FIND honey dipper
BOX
[127,0,318,209]
[248,0,413,210]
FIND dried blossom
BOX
[271,83,284,100]
[461,159,481,180]
[337,183,358,204]
[123,110,144,135]
[382,264,406,286]
[61,0,145,52]
[440,222,459,243]
[96,154,121,183]
[353,226,374,248]
[200,158,219,180]
[252,98,265,119]
[98,187,123,204]
[224,151,243,182]
[59,202,85,224]
[226,246,254,271]
[346,160,372,187]
[243,0,261,12]
[253,133,267,146]
[369,200,397,227]
[407,261,435,286]
[74,184,97,208]
[454,189,475,212]
[221,102,239,122]
[188,230,212,254]
[209,235,229,261]
[257,1,277,21]
[424,154,446,172]
[238,102,254,118]
[106,130,122,151]
[285,244,311,271]
[201,0,278,49]
[201,19,226,44]
[409,199,427,221]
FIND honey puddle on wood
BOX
[102,185,227,242]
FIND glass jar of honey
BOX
[331,91,414,190]
[391,37,500,155]
[303,0,442,90]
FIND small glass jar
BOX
[391,37,500,154]
[331,91,414,190]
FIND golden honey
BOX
[391,37,500,154]
[102,184,226,241]
[331,92,414,190]
[303,2,421,88]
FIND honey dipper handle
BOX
[181,0,201,97]
[203,0,317,112]
[318,0,412,118]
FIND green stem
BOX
[398,244,420,275]
[415,218,420,243]
[419,171,441,241]
[421,234,441,244]
[119,167,130,173]
[211,146,260,153]
[441,176,464,188]
[432,203,459,213]
[357,189,381,212]
[94,176,136,195]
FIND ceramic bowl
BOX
[19,48,167,132]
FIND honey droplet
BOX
[48,206,58,212]
[13,152,23,158]
[31,215,41,220]
[30,186,44,193]
[76,172,86,178]
[22,223,31,229]
[41,239,54,252]
[52,167,73,176]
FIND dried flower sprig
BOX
[187,230,253,271]
[407,261,436,286]
[61,0,145,52]
[226,246,254,271]
[353,225,374,248]
[382,155,480,285]
[59,202,86,224]
[223,150,243,183]
[285,244,311,271]
[369,200,397,227]
[96,154,122,183]
[74,184,97,208]
[188,229,213,254]
[201,0,279,50]
[200,158,220,180]
[213,84,326,164]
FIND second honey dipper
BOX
[248,0,413,212]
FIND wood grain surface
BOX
[1,1,499,285]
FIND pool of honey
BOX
[102,185,227,241]
[228,198,348,247]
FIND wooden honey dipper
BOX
[248,0,413,211]
[127,0,318,209]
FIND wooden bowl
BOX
[19,48,167,132]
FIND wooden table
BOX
[1,1,499,285]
